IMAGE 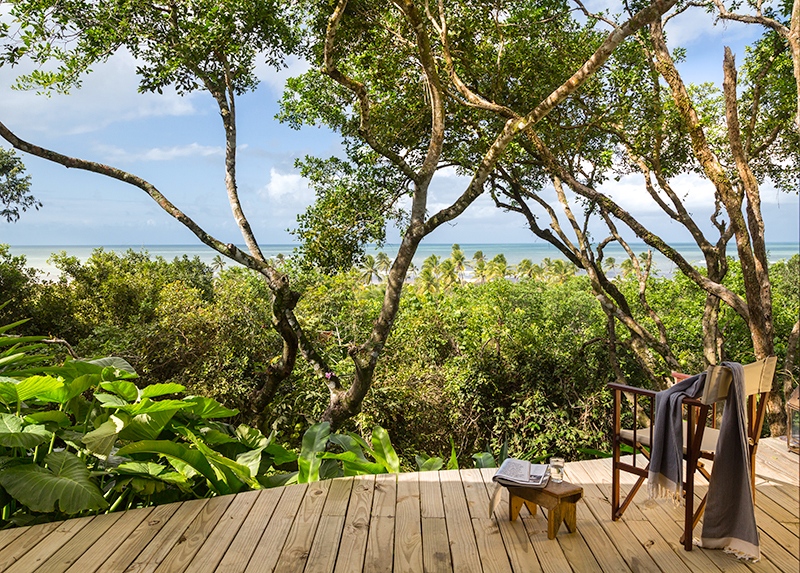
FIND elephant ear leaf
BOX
[0,451,108,514]
[370,426,400,473]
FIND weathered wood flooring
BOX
[0,437,796,573]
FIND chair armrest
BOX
[671,371,692,382]
[607,382,657,399]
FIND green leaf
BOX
[140,383,185,399]
[116,440,228,494]
[0,451,108,514]
[370,426,400,473]
[472,452,496,469]
[319,451,385,475]
[0,375,65,407]
[99,380,140,402]
[264,443,297,466]
[82,415,127,458]
[0,414,51,448]
[235,425,271,449]
[24,411,71,428]
[416,456,443,471]
[95,393,129,409]
[37,374,98,404]
[235,447,265,478]
[88,357,138,377]
[298,422,330,483]
[447,437,459,470]
[182,396,238,418]
[329,434,368,461]
[125,399,189,416]
[119,410,178,441]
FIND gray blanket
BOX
[698,362,759,560]
[648,363,759,560]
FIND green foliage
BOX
[0,148,38,223]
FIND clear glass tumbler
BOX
[549,457,565,483]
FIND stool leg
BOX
[563,502,577,533]
[509,495,523,521]
[547,505,563,540]
[524,500,538,517]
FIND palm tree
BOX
[211,255,226,274]
[450,244,467,283]
[472,250,486,269]
[416,266,438,294]
[375,252,392,279]
[602,256,616,275]
[438,258,458,291]
[514,258,534,280]
[359,254,381,285]
[487,254,508,281]
[421,254,440,275]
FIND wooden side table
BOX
[505,480,583,539]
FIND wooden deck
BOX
[0,437,796,573]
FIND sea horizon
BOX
[6,242,799,280]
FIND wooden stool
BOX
[506,480,583,539]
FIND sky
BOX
[1,3,798,249]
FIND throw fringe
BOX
[647,472,682,504]
[696,536,760,562]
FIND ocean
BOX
[6,242,799,280]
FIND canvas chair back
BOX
[700,357,777,405]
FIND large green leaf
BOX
[82,415,127,458]
[37,374,98,404]
[298,422,330,483]
[140,383,186,399]
[320,451,386,476]
[265,443,297,466]
[116,440,228,494]
[0,451,108,514]
[114,461,190,494]
[88,357,138,377]
[0,414,51,448]
[369,427,400,473]
[235,425,271,449]
[124,398,189,416]
[100,380,140,402]
[119,410,177,441]
[24,410,71,428]
[0,375,65,407]
[182,396,238,418]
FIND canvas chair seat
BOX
[619,422,719,454]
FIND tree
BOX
[476,6,797,430]
[278,0,679,426]
[0,147,38,222]
[359,254,381,285]
[1,0,680,429]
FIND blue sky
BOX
[1,4,798,248]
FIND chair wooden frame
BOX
[609,357,777,551]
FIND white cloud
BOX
[95,143,224,163]
[256,55,312,95]
[260,168,314,204]
[0,50,202,136]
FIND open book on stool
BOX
[492,458,550,488]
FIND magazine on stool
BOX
[490,458,550,517]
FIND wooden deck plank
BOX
[333,475,374,573]
[477,467,540,573]
[305,515,346,573]
[64,507,154,573]
[243,483,308,573]
[363,474,397,573]
[214,487,284,573]
[439,470,481,573]
[471,518,515,573]
[421,517,451,573]
[303,478,353,573]
[273,480,331,573]
[186,490,261,573]
[122,498,208,573]
[34,512,124,573]
[419,470,444,519]
[3,517,92,573]
[394,472,422,573]
[0,527,30,554]
[88,504,180,573]
[0,521,63,572]
[152,495,233,573]
[460,468,490,520]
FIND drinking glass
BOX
[549,457,565,483]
